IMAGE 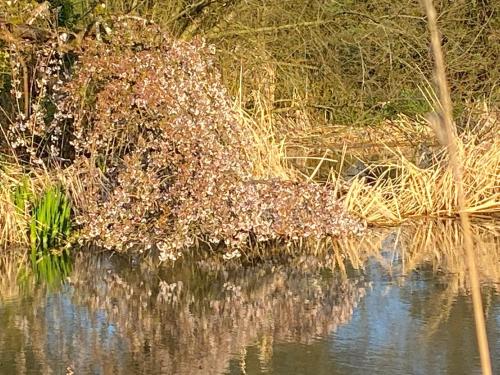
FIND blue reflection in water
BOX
[226,259,499,375]
[331,260,438,375]
[42,285,128,374]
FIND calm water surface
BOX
[0,226,498,374]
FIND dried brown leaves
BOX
[22,19,364,258]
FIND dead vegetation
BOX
[0,18,363,262]
[0,1,498,260]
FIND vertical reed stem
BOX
[422,1,492,374]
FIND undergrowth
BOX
[0,3,497,271]
[0,17,363,265]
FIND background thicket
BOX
[1,0,498,126]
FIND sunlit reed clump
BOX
[342,127,499,225]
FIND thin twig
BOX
[206,19,337,39]
[20,56,30,117]
[166,0,213,24]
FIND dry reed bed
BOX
[0,164,28,247]
[244,102,499,226]
[343,132,499,225]
[285,114,433,161]
[233,87,499,226]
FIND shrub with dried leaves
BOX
[9,18,364,258]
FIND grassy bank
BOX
[0,1,498,273]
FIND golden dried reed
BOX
[422,0,492,373]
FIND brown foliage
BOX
[46,19,363,257]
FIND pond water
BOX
[0,223,498,374]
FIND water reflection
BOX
[0,221,498,374]
[0,254,368,374]
[331,219,499,290]
[226,261,499,375]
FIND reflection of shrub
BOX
[64,253,367,374]
[49,19,363,257]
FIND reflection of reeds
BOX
[333,219,499,366]
[332,220,499,290]
[402,221,499,290]
[0,251,26,300]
